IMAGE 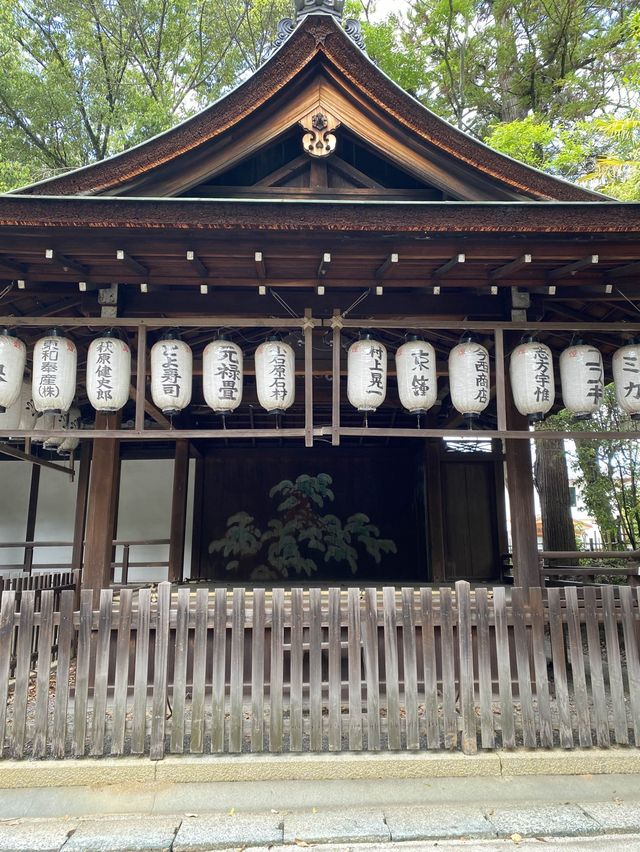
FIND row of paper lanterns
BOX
[1,328,639,427]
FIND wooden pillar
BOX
[504,371,540,589]
[23,464,40,574]
[425,439,445,582]
[71,441,92,574]
[82,415,121,606]
[168,440,190,584]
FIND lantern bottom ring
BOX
[406,407,430,416]
[528,413,545,425]
[631,413,640,422]
[161,408,182,416]
[0,406,5,414]
[574,413,593,422]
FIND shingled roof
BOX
[13,13,601,203]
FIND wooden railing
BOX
[1,581,639,760]
[0,539,170,582]
[540,549,640,585]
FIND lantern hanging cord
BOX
[616,287,640,316]
[342,289,370,318]
[269,288,299,319]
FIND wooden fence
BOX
[0,581,639,760]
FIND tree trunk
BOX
[534,439,577,564]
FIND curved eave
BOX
[13,16,601,203]
[0,196,636,233]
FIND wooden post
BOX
[505,371,540,589]
[82,415,121,606]
[168,440,190,584]
[71,441,92,575]
[23,464,40,574]
[425,439,445,582]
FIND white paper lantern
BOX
[509,339,555,422]
[150,334,193,415]
[396,337,437,415]
[347,335,387,412]
[43,413,68,450]
[0,392,22,434]
[15,382,38,432]
[0,329,26,413]
[560,343,604,419]
[613,341,640,420]
[32,330,77,414]
[57,407,82,456]
[449,336,491,421]
[203,339,243,413]
[32,412,56,444]
[87,333,131,413]
[255,339,295,413]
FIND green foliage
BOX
[0,0,289,189]
[209,473,397,580]
[545,387,640,548]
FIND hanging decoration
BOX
[32,329,77,414]
[86,332,131,413]
[43,413,68,451]
[395,336,437,415]
[57,407,82,457]
[255,337,296,414]
[203,338,243,414]
[509,337,555,423]
[448,333,491,423]
[0,328,26,413]
[150,332,193,415]
[32,412,56,444]
[347,333,387,412]
[560,342,604,419]
[613,339,640,421]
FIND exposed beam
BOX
[547,254,599,281]
[45,249,88,276]
[0,443,74,477]
[490,254,532,281]
[0,255,27,275]
[129,385,172,429]
[432,253,465,279]
[317,252,331,279]
[606,260,640,280]
[254,251,266,280]
[375,253,399,280]
[186,250,208,277]
[116,249,148,276]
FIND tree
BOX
[0,0,289,189]
[209,473,397,580]
[549,387,640,549]
[534,437,578,560]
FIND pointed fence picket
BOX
[0,581,639,759]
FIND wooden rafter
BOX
[116,249,148,276]
[547,255,599,281]
[490,254,532,280]
[186,250,208,277]
[432,254,465,279]
[45,249,88,276]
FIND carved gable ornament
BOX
[295,0,344,20]
[300,108,341,157]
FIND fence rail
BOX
[0,581,639,760]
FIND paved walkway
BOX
[2,774,640,850]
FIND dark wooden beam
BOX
[116,249,148,276]
[0,443,74,476]
[168,439,190,583]
[23,464,40,573]
[547,254,598,281]
[45,249,89,276]
[186,250,208,277]
[317,252,331,279]
[432,253,465,279]
[490,254,531,280]
[129,384,171,429]
[82,413,121,605]
[606,260,640,280]
[425,439,445,582]
[0,255,27,275]
[253,154,308,188]
[254,251,267,281]
[71,440,92,577]
[375,253,399,280]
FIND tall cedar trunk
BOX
[534,439,578,564]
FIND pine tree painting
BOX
[209,473,397,580]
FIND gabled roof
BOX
[14,14,601,203]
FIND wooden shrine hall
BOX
[0,0,640,760]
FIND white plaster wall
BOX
[115,458,195,583]
[0,459,78,568]
[0,456,196,580]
